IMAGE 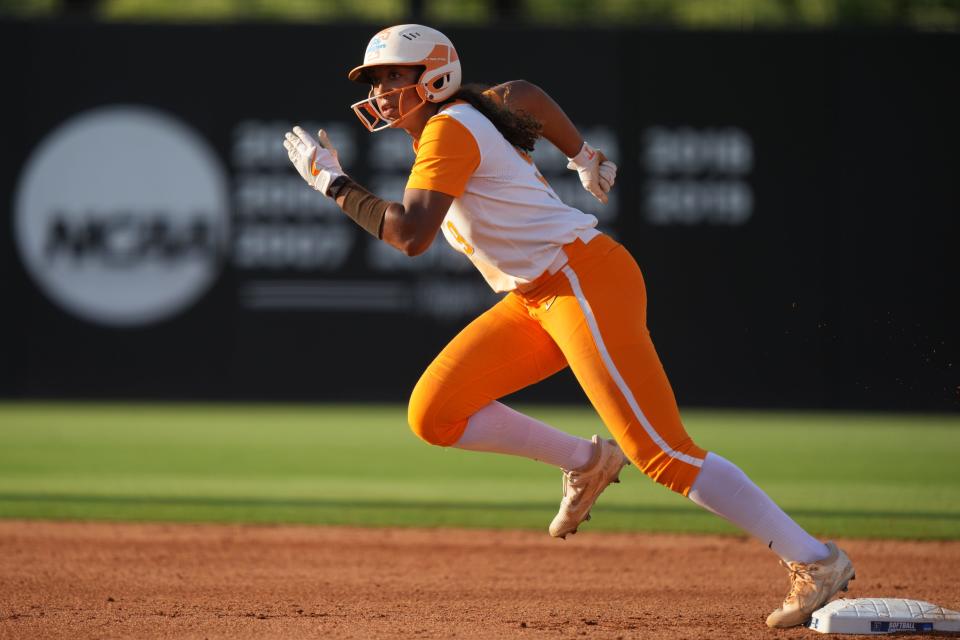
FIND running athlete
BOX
[283,24,855,629]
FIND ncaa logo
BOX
[14,105,230,327]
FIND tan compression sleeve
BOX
[329,176,389,239]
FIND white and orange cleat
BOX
[549,435,630,539]
[766,541,856,628]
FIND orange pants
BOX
[407,234,707,495]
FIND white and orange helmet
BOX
[348,24,461,132]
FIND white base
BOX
[808,598,960,634]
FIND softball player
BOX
[284,24,854,628]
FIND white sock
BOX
[453,401,595,470]
[688,452,830,564]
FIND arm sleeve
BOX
[406,115,481,198]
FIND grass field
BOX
[0,403,958,539]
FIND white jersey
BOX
[406,102,598,292]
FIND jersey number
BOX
[446,221,475,255]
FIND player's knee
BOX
[407,390,441,445]
[407,374,465,447]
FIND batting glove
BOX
[283,126,344,196]
[567,141,618,204]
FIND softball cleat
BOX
[548,435,630,539]
[766,542,856,628]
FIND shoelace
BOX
[781,560,818,604]
[560,440,605,506]
[560,469,588,504]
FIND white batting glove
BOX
[567,141,618,204]
[283,126,345,196]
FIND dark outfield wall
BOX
[0,22,957,410]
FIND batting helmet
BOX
[348,24,461,131]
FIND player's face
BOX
[367,65,421,119]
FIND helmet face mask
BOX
[348,25,462,132]
[351,83,427,132]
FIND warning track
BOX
[1,521,957,639]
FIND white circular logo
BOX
[14,105,230,327]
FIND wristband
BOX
[326,174,350,198]
[567,141,597,168]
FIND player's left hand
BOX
[567,141,617,204]
[283,126,345,196]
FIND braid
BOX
[440,84,542,153]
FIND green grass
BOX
[0,403,958,539]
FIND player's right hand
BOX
[567,141,617,204]
[283,126,345,196]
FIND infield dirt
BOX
[1,521,958,639]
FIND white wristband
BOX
[567,141,597,168]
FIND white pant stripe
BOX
[560,265,704,468]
